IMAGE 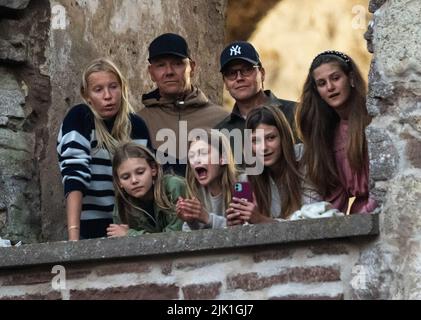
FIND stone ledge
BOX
[0,214,379,269]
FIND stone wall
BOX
[352,0,421,299]
[0,0,51,243]
[0,215,379,300]
[0,0,227,242]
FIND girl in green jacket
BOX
[107,142,185,237]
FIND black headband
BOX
[311,50,351,69]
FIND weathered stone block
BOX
[382,174,421,244]
[352,175,421,299]
[373,0,421,95]
[0,0,30,10]
[367,60,396,116]
[0,116,8,126]
[368,0,387,13]
[405,136,421,168]
[0,69,26,118]
[0,210,6,231]
[366,126,399,181]
[401,102,421,132]
[0,39,27,64]
[0,129,34,153]
[0,150,33,178]
[182,282,222,300]
[0,177,40,243]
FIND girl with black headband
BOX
[295,51,377,214]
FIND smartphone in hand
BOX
[232,181,253,202]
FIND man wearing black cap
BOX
[215,41,296,138]
[139,33,229,176]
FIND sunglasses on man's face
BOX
[222,65,260,81]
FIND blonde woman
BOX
[57,58,151,240]
[107,142,185,237]
[176,130,244,230]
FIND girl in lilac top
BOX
[295,51,377,214]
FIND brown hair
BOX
[295,51,370,197]
[246,105,303,219]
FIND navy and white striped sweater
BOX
[57,104,152,220]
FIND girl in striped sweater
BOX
[57,58,151,240]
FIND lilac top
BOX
[326,120,377,214]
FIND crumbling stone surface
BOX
[0,0,30,10]
[368,0,387,13]
[0,38,27,63]
[353,0,421,299]
[0,0,50,243]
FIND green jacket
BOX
[113,175,187,236]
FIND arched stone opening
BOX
[224,0,371,103]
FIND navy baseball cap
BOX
[220,41,261,72]
[148,33,191,62]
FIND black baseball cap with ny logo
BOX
[219,41,261,72]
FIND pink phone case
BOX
[233,182,253,202]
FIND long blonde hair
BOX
[186,129,238,210]
[112,142,172,224]
[246,105,303,219]
[80,58,134,154]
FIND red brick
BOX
[227,266,340,291]
[270,294,344,300]
[175,256,237,271]
[308,243,349,256]
[0,291,62,300]
[1,267,54,286]
[70,283,179,300]
[94,261,151,277]
[252,249,292,263]
[175,257,236,271]
[182,282,222,300]
[63,266,92,280]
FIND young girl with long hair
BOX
[295,50,377,214]
[176,130,243,230]
[57,58,151,240]
[107,142,185,237]
[226,105,321,225]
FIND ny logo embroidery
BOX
[230,45,242,56]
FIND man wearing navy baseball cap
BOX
[139,33,228,176]
[215,41,296,141]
